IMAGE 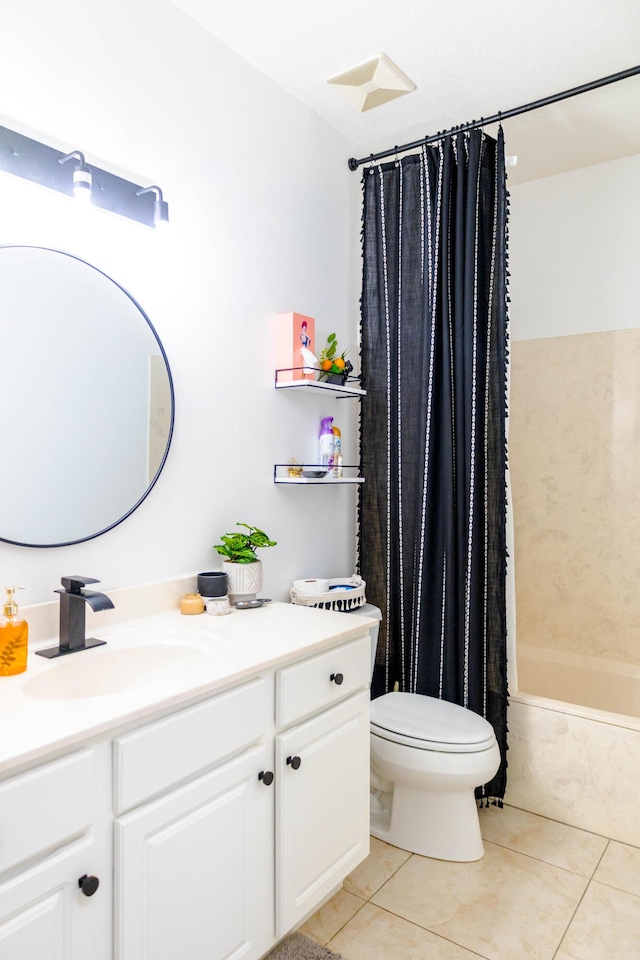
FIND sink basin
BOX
[25,631,219,700]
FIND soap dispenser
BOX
[0,586,28,676]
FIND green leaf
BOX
[213,522,276,563]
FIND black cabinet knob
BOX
[330,672,344,685]
[259,770,274,786]
[286,755,302,770]
[78,875,100,897]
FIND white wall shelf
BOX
[275,368,366,399]
[274,465,364,485]
[274,477,365,485]
[274,368,366,484]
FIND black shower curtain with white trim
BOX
[359,128,509,801]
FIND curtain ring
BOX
[394,145,400,167]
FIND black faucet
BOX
[36,576,115,659]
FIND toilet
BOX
[353,603,501,862]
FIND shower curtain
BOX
[359,128,509,801]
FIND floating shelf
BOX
[274,464,364,485]
[274,367,366,484]
[275,368,366,398]
[275,476,365,485]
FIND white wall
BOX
[0,0,362,605]
[509,152,640,341]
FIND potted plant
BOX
[214,523,277,602]
[318,333,354,385]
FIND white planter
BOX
[223,560,263,602]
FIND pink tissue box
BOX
[275,312,315,382]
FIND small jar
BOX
[179,593,205,615]
[204,596,231,617]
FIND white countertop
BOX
[0,601,375,777]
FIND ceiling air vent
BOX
[326,53,416,113]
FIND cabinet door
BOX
[115,744,274,960]
[276,690,370,935]
[0,837,97,960]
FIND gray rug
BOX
[266,932,344,959]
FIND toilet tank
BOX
[347,602,382,680]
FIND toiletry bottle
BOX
[0,586,28,676]
[332,425,343,478]
[318,416,334,467]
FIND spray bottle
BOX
[318,416,335,468]
[332,425,343,478]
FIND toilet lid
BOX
[370,692,496,751]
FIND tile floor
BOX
[299,805,640,959]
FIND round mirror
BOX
[0,246,174,547]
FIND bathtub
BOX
[505,643,640,846]
[516,643,640,718]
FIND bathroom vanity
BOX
[0,601,373,959]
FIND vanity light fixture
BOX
[136,185,169,226]
[0,122,169,229]
[58,150,92,202]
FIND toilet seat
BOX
[370,692,497,754]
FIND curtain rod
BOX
[347,64,640,171]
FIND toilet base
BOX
[370,782,485,861]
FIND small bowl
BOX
[302,467,329,479]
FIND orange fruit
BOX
[334,357,345,370]
[321,359,333,371]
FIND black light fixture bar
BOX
[348,64,640,171]
[0,124,166,228]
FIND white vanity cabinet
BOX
[275,635,370,935]
[115,743,274,960]
[0,617,371,960]
[276,690,370,935]
[113,631,371,958]
[0,748,111,960]
[0,838,97,959]
[113,678,274,960]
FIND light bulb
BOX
[154,198,169,226]
[136,185,169,229]
[73,165,92,202]
[59,151,92,203]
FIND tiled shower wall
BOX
[510,330,640,665]
[508,152,640,668]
